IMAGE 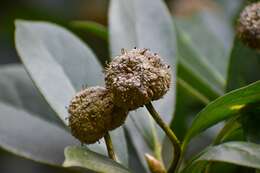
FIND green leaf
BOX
[0,64,79,166]
[213,117,243,145]
[219,128,244,144]
[185,161,250,173]
[172,80,208,140]
[183,142,260,173]
[226,37,260,143]
[177,36,221,101]
[109,0,176,169]
[0,102,77,166]
[207,162,248,173]
[71,21,108,41]
[124,129,147,173]
[226,37,260,92]
[176,11,233,99]
[183,81,260,149]
[124,118,153,172]
[15,20,128,166]
[0,64,63,127]
[182,162,208,173]
[240,104,260,143]
[162,80,207,169]
[63,146,130,173]
[15,20,104,125]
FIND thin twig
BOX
[145,102,181,173]
[104,132,117,161]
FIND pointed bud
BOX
[145,154,167,173]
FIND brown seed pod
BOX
[105,48,171,110]
[68,86,128,144]
[237,2,260,49]
[109,105,128,130]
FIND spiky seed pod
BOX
[68,86,128,144]
[105,48,171,110]
[237,2,260,49]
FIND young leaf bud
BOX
[237,2,260,49]
[68,86,128,144]
[105,48,171,110]
[145,154,167,173]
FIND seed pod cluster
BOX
[68,86,127,144]
[105,48,171,110]
[237,2,260,49]
[68,48,172,144]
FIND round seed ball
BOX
[109,105,128,130]
[105,48,171,110]
[68,86,128,144]
[237,2,260,49]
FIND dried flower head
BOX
[68,86,128,144]
[237,2,260,49]
[109,105,128,130]
[105,48,171,110]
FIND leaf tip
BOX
[14,19,29,28]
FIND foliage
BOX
[0,0,259,173]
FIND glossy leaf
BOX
[226,37,260,92]
[213,117,243,145]
[15,20,128,166]
[0,64,63,127]
[178,31,223,97]
[0,102,77,165]
[0,64,78,166]
[226,37,260,143]
[240,104,260,143]
[177,63,219,101]
[124,129,147,173]
[183,81,260,149]
[124,118,153,172]
[63,146,130,173]
[162,80,207,169]
[171,80,207,140]
[15,20,104,124]
[183,142,260,173]
[176,10,233,98]
[109,0,176,169]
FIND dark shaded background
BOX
[0,0,109,65]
